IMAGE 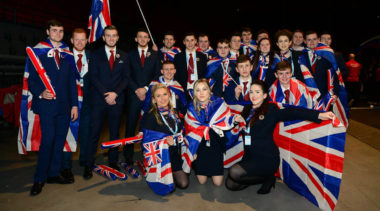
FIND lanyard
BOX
[159,111,178,135]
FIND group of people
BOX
[27,19,339,196]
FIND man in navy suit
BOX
[229,32,243,59]
[174,32,207,100]
[123,28,161,165]
[301,31,339,102]
[29,20,78,195]
[83,25,130,179]
[61,28,91,183]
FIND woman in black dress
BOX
[225,80,336,194]
[141,83,189,189]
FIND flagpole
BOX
[136,0,155,45]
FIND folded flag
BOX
[101,135,143,149]
[119,161,140,178]
[92,164,127,180]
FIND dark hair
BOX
[236,55,252,65]
[229,32,241,42]
[163,31,175,40]
[274,29,293,43]
[241,27,252,34]
[241,80,269,127]
[183,32,196,40]
[103,25,118,36]
[136,28,149,37]
[161,60,175,69]
[293,30,304,36]
[275,61,292,73]
[46,19,63,30]
[216,39,230,47]
[198,33,209,40]
[305,30,318,38]
[320,31,332,37]
[253,38,274,71]
[256,29,269,39]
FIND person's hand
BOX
[136,88,147,97]
[108,99,116,105]
[234,114,243,123]
[138,94,146,101]
[71,107,78,122]
[166,136,174,146]
[193,154,197,160]
[40,89,54,100]
[104,92,117,104]
[235,85,243,100]
[152,44,158,51]
[318,111,336,120]
[332,95,338,104]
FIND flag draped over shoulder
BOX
[298,54,321,102]
[196,45,217,58]
[206,55,236,92]
[254,53,281,81]
[269,78,314,109]
[18,39,82,154]
[88,0,111,43]
[181,95,246,173]
[241,40,257,53]
[159,47,181,61]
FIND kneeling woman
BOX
[142,83,189,189]
[225,80,336,194]
[187,78,242,186]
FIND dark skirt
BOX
[192,130,226,176]
[169,144,183,172]
[238,156,280,176]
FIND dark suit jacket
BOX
[224,75,254,102]
[206,61,236,98]
[174,51,207,100]
[289,50,305,84]
[27,52,78,115]
[127,48,161,97]
[335,51,348,80]
[89,47,130,106]
[300,51,340,100]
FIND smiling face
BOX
[305,33,319,50]
[275,68,292,87]
[195,82,211,104]
[236,61,253,78]
[292,32,304,47]
[198,36,209,51]
[152,87,170,108]
[135,31,150,48]
[103,29,119,48]
[184,35,197,52]
[161,63,176,81]
[71,32,87,52]
[47,26,64,44]
[249,84,267,108]
[259,39,270,54]
[163,35,175,49]
[217,42,230,58]
[276,35,292,52]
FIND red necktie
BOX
[284,90,290,103]
[243,81,249,101]
[77,54,83,73]
[245,47,249,56]
[141,50,145,67]
[109,50,114,71]
[54,49,60,68]
[188,53,194,84]
[164,53,168,61]
[311,53,316,74]
[236,53,239,58]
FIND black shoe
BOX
[109,163,121,171]
[125,158,134,166]
[83,166,93,179]
[257,176,276,195]
[30,182,44,196]
[61,169,75,183]
[46,175,72,184]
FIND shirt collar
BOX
[105,45,116,53]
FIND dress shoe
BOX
[83,166,93,179]
[61,169,75,183]
[46,175,72,184]
[109,163,121,171]
[257,176,276,195]
[125,158,134,166]
[30,182,44,196]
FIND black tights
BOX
[225,164,267,191]
[173,170,189,189]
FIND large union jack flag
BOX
[159,46,181,61]
[88,0,111,43]
[17,39,82,154]
[143,140,162,166]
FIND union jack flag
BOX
[143,140,162,166]
[298,54,321,102]
[254,53,280,81]
[120,161,140,178]
[273,118,346,211]
[88,0,111,43]
[206,55,236,92]
[159,46,181,61]
[240,40,257,54]
[196,45,217,58]
[101,135,143,149]
[92,164,128,180]
[18,39,82,154]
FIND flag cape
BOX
[241,40,257,54]
[159,46,181,61]
[269,78,314,109]
[181,95,246,173]
[196,45,217,58]
[142,129,177,196]
[88,0,111,43]
[298,54,321,102]
[18,39,82,154]
[206,55,236,92]
[254,53,281,81]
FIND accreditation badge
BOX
[245,136,251,145]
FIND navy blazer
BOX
[174,51,207,99]
[89,47,130,106]
[206,61,236,98]
[127,48,161,94]
[335,51,348,80]
[27,52,78,115]
[224,75,254,102]
[70,48,91,110]
[300,51,340,100]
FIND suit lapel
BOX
[100,47,112,72]
[113,49,122,70]
[303,52,314,76]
